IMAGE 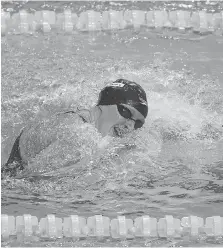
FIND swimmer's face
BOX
[98,104,145,137]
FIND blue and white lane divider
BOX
[1,214,223,240]
[1,9,223,35]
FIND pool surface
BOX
[1,1,223,247]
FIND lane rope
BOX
[1,9,223,35]
[1,214,223,239]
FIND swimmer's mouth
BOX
[113,126,122,137]
[113,126,128,137]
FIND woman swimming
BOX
[2,79,148,176]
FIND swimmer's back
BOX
[2,110,90,176]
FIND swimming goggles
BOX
[117,104,145,129]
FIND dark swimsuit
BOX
[1,111,87,177]
[1,131,24,177]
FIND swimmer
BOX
[2,79,148,177]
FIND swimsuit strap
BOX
[63,110,87,123]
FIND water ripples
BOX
[1,27,223,246]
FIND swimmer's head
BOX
[96,79,148,137]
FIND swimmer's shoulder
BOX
[18,109,90,160]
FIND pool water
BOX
[1,1,223,247]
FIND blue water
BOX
[1,2,223,247]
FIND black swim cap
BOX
[97,79,148,118]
